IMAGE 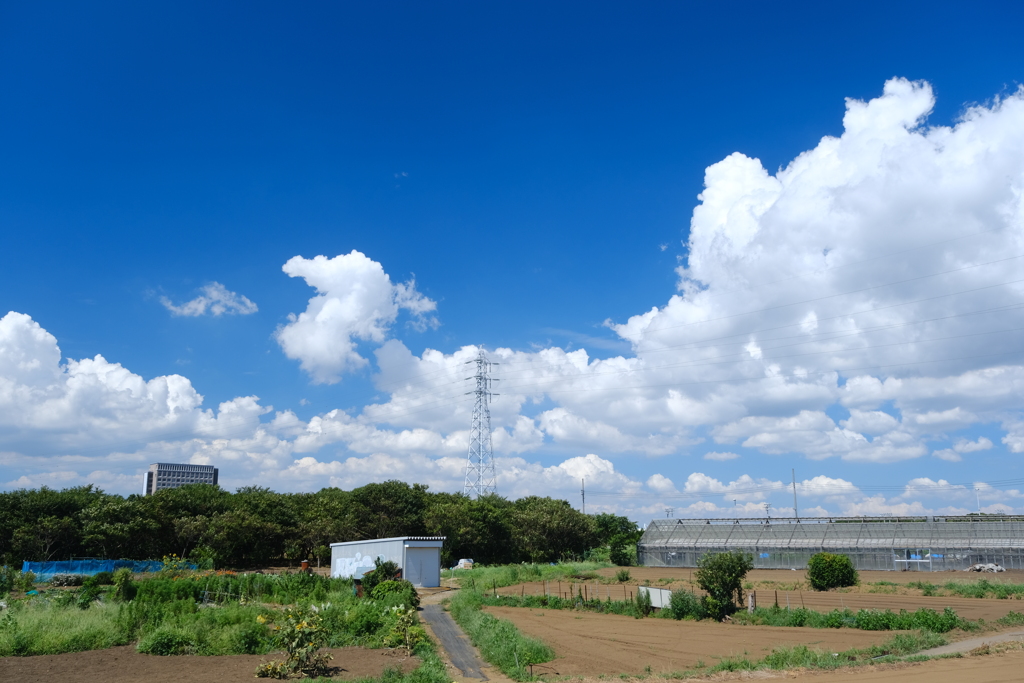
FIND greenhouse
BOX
[637,516,1024,571]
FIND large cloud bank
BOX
[4,79,1024,518]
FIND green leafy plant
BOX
[695,551,753,620]
[634,587,653,618]
[138,626,200,655]
[254,605,332,679]
[83,571,114,588]
[14,571,36,593]
[361,557,400,594]
[382,606,426,650]
[614,569,631,583]
[111,568,136,602]
[667,589,704,620]
[807,553,859,591]
[370,579,420,608]
[0,566,15,595]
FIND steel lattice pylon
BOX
[463,348,497,497]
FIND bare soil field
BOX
[483,606,901,676]
[494,568,1024,621]
[0,645,419,683]
[557,647,1024,683]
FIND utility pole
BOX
[792,469,799,520]
[976,487,981,514]
[764,502,772,519]
[463,349,497,497]
[665,507,674,518]
[581,478,585,514]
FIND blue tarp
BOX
[21,560,174,579]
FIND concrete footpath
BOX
[417,589,491,681]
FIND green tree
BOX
[80,498,161,559]
[350,481,428,539]
[11,515,78,561]
[695,551,754,620]
[293,489,358,566]
[510,497,596,562]
[807,552,858,591]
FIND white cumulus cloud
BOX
[276,251,438,384]
[160,282,257,317]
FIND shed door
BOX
[404,548,438,587]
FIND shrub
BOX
[112,568,136,602]
[50,574,84,587]
[634,587,653,617]
[695,551,753,620]
[254,606,332,678]
[14,571,36,592]
[667,589,704,620]
[609,534,635,566]
[138,626,200,655]
[0,566,15,594]
[371,579,420,608]
[807,553,858,591]
[615,569,631,583]
[83,571,114,588]
[361,558,400,594]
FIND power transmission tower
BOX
[463,349,498,497]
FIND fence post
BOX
[747,594,754,614]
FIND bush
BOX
[14,571,36,592]
[370,580,420,608]
[667,589,704,620]
[615,569,631,583]
[138,626,200,655]
[83,571,114,588]
[112,568,136,602]
[609,534,635,566]
[0,566,14,594]
[254,606,332,678]
[807,553,858,591]
[634,587,653,617]
[695,551,753,620]
[361,558,400,594]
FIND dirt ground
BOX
[0,645,419,683]
[483,606,902,676]
[554,647,1024,683]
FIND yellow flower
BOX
[256,615,267,624]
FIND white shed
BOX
[330,536,446,587]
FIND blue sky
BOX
[3,1,1024,520]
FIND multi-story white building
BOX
[143,463,219,495]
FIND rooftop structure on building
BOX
[143,462,218,495]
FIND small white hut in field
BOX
[330,536,445,587]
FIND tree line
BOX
[0,481,641,568]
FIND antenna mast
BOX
[463,348,497,497]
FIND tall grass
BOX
[908,579,1024,599]
[446,589,554,680]
[732,605,970,633]
[443,561,611,591]
[0,601,127,656]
